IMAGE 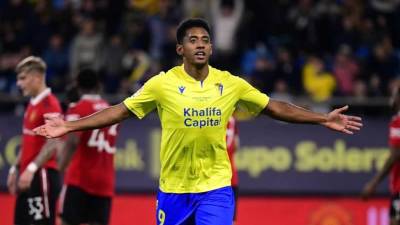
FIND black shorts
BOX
[60,185,112,225]
[14,168,60,225]
[390,193,400,221]
[232,185,238,221]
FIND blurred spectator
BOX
[271,79,293,103]
[211,0,244,70]
[241,42,268,75]
[334,14,360,51]
[0,0,33,53]
[355,18,377,60]
[104,0,125,35]
[122,49,151,93]
[366,36,400,96]
[160,24,181,71]
[148,0,181,66]
[241,1,291,50]
[333,45,360,96]
[70,18,104,76]
[302,56,336,102]
[353,79,368,100]
[42,34,69,92]
[122,9,151,51]
[241,43,275,93]
[314,0,341,53]
[275,47,302,94]
[182,0,211,19]
[29,0,54,54]
[374,14,391,38]
[130,0,159,15]
[50,1,78,41]
[78,0,106,21]
[102,35,125,93]
[369,0,400,14]
[287,0,317,52]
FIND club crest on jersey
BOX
[215,83,224,96]
[178,86,185,94]
[29,110,37,122]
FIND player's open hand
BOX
[322,105,363,134]
[34,114,68,138]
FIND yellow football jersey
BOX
[123,65,269,193]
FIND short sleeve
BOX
[123,74,161,119]
[236,77,269,116]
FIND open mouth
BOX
[194,52,206,59]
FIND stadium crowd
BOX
[1,0,400,103]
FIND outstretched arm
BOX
[262,99,362,134]
[361,147,400,200]
[34,103,131,138]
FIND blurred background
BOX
[0,0,398,224]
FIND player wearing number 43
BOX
[34,18,363,225]
[58,69,119,225]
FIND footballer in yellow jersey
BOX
[35,18,363,225]
[123,64,269,193]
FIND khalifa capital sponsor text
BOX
[183,107,222,128]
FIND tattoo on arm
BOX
[58,134,79,172]
[33,139,61,167]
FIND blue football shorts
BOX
[156,186,235,225]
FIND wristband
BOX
[27,163,38,173]
[8,165,17,175]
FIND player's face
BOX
[16,71,40,97]
[177,27,212,67]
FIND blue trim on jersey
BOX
[156,186,234,225]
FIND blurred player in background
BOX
[58,69,119,225]
[35,18,362,225]
[7,56,62,225]
[362,86,400,225]
[64,85,81,109]
[226,116,239,224]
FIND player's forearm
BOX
[66,103,130,132]
[32,139,60,168]
[370,153,396,185]
[232,0,244,19]
[58,135,79,172]
[263,100,328,124]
